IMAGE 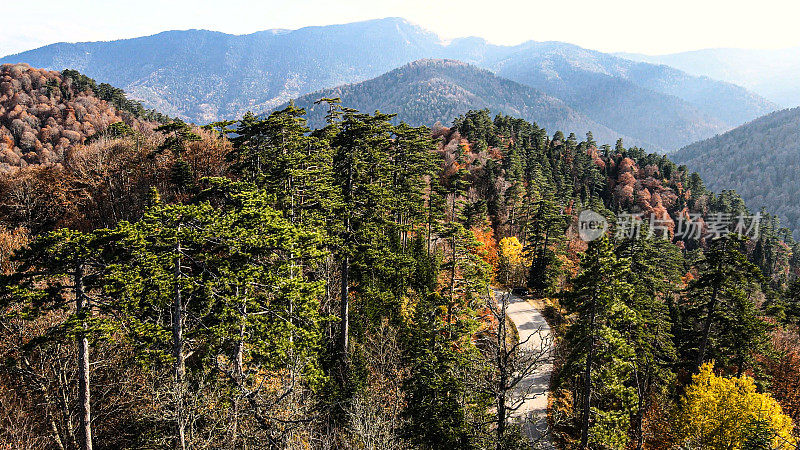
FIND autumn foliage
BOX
[765,332,800,426]
[675,362,797,449]
[0,64,150,172]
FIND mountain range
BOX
[0,18,779,151]
[484,41,773,150]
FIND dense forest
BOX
[673,106,800,237]
[0,66,799,449]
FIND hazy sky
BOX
[3,0,800,57]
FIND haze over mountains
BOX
[620,48,800,108]
[484,42,774,150]
[0,17,780,151]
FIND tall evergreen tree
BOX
[680,234,767,374]
[524,191,568,295]
[202,181,326,447]
[229,104,335,229]
[108,198,225,449]
[155,120,201,194]
[400,292,490,450]
[616,230,682,449]
[562,236,637,449]
[330,110,395,356]
[1,229,122,450]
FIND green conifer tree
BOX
[562,236,637,448]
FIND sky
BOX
[3,0,800,57]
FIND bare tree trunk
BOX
[696,283,720,370]
[74,264,93,450]
[448,191,458,331]
[579,300,596,449]
[231,286,245,448]
[48,411,66,450]
[635,397,645,450]
[496,308,508,450]
[173,242,186,450]
[427,190,433,255]
[57,358,78,450]
[340,255,349,356]
[325,256,334,343]
[32,365,67,450]
[448,232,457,338]
[634,367,646,450]
[485,291,550,449]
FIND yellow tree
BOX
[676,362,796,449]
[497,236,525,287]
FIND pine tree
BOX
[155,120,201,156]
[201,180,326,446]
[330,109,395,356]
[616,229,682,449]
[400,290,490,450]
[784,278,800,325]
[562,236,637,449]
[524,191,568,295]
[680,234,767,374]
[389,123,439,251]
[155,120,201,196]
[229,104,335,229]
[1,229,121,450]
[108,198,224,450]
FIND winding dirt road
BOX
[497,290,554,449]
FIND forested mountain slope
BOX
[672,106,800,234]
[1,18,777,150]
[0,19,442,123]
[0,63,162,172]
[284,59,643,148]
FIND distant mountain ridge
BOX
[483,42,767,150]
[618,48,800,108]
[283,59,643,147]
[0,19,443,123]
[1,17,779,150]
[444,39,774,131]
[672,107,800,234]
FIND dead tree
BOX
[479,290,552,450]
